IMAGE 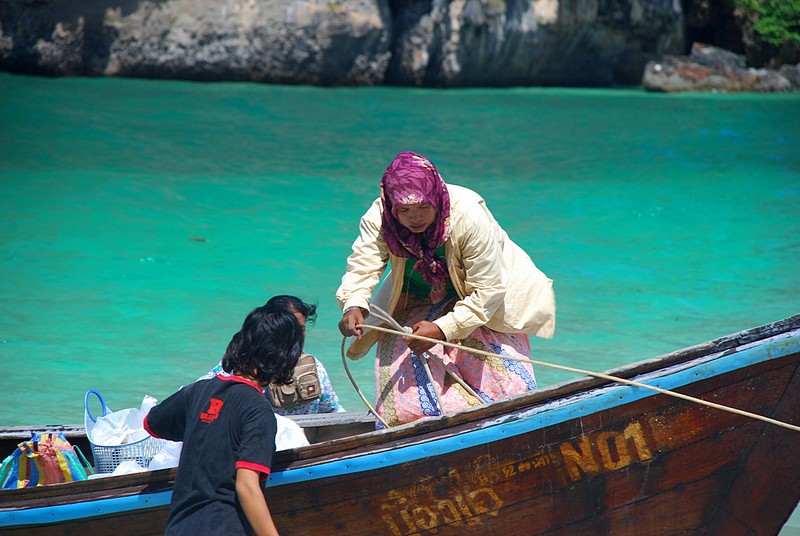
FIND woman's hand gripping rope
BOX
[338,305,453,426]
[367,305,483,405]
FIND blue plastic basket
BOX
[84,389,165,474]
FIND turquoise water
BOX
[1,73,799,529]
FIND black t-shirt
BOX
[144,375,277,536]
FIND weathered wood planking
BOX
[1,315,798,536]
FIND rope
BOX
[353,322,800,433]
[369,305,484,405]
[340,337,389,428]
[340,304,480,427]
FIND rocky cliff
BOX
[0,0,794,89]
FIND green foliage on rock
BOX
[735,0,800,46]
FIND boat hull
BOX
[265,343,800,535]
[1,317,799,535]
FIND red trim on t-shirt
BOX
[236,461,271,482]
[142,413,162,439]
[217,374,265,395]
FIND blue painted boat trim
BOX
[1,489,172,527]
[3,333,797,528]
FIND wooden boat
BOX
[1,315,799,535]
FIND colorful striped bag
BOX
[0,432,93,489]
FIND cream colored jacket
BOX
[336,184,556,359]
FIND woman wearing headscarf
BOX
[337,151,556,427]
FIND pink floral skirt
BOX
[374,299,537,427]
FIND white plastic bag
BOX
[89,395,157,446]
[275,414,309,450]
[111,460,148,475]
[148,440,183,470]
[87,459,149,479]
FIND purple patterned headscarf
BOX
[380,152,451,296]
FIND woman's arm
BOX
[236,468,280,536]
[433,200,508,341]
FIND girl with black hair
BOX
[145,300,304,536]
